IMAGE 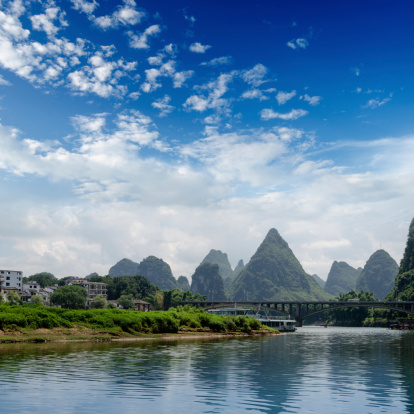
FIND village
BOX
[0,269,152,311]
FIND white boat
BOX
[207,307,296,332]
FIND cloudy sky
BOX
[0,0,413,281]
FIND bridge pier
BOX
[295,319,303,328]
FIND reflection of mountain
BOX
[0,331,413,413]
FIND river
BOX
[0,327,413,413]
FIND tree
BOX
[50,285,87,309]
[24,273,56,288]
[117,294,134,310]
[91,295,107,309]
[326,290,377,326]
[31,295,44,305]
[7,291,21,305]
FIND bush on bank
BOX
[0,304,267,335]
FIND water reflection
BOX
[0,328,413,413]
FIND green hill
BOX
[312,274,326,289]
[177,276,190,291]
[137,256,178,291]
[356,250,398,299]
[108,258,139,277]
[387,217,414,300]
[190,262,227,301]
[227,228,332,301]
[324,261,362,296]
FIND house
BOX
[66,277,107,308]
[107,299,152,311]
[0,269,23,291]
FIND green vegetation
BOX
[108,258,140,277]
[0,304,272,341]
[324,261,362,296]
[177,276,190,291]
[117,294,134,310]
[31,295,44,305]
[356,249,398,300]
[311,274,325,289]
[387,217,414,300]
[325,290,377,326]
[137,256,178,290]
[91,295,107,309]
[191,263,227,301]
[228,228,332,301]
[23,272,56,288]
[7,291,21,305]
[50,285,88,309]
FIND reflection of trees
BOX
[1,331,414,413]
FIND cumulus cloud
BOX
[189,42,211,53]
[71,0,99,15]
[287,38,309,50]
[184,73,234,112]
[302,94,322,106]
[92,0,145,29]
[261,108,309,121]
[242,64,268,87]
[276,90,296,105]
[200,56,232,66]
[152,95,174,117]
[128,24,161,49]
[241,89,269,101]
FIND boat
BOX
[207,307,297,332]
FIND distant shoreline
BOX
[0,328,279,344]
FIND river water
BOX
[0,327,413,413]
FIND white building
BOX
[0,269,23,291]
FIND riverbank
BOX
[0,303,278,343]
[0,326,277,343]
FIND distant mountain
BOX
[312,274,326,289]
[191,262,226,301]
[227,228,332,301]
[85,272,99,279]
[137,256,178,291]
[324,261,362,296]
[108,258,139,277]
[201,249,234,279]
[356,250,398,299]
[177,276,190,291]
[201,249,236,291]
[233,259,245,277]
[387,217,414,300]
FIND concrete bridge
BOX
[183,300,414,327]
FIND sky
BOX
[0,0,414,281]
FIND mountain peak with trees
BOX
[324,261,362,296]
[137,256,178,291]
[190,262,226,301]
[227,228,332,301]
[108,258,140,277]
[356,249,398,299]
[387,217,414,300]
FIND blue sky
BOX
[0,0,413,280]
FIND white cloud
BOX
[71,0,98,15]
[173,70,194,88]
[152,95,174,117]
[242,64,268,87]
[93,0,145,29]
[189,42,211,53]
[184,73,234,112]
[261,108,309,121]
[276,90,296,105]
[200,56,232,66]
[0,74,11,86]
[363,97,392,109]
[128,24,161,49]
[302,94,322,106]
[241,89,269,101]
[287,38,309,50]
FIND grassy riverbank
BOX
[0,304,277,343]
